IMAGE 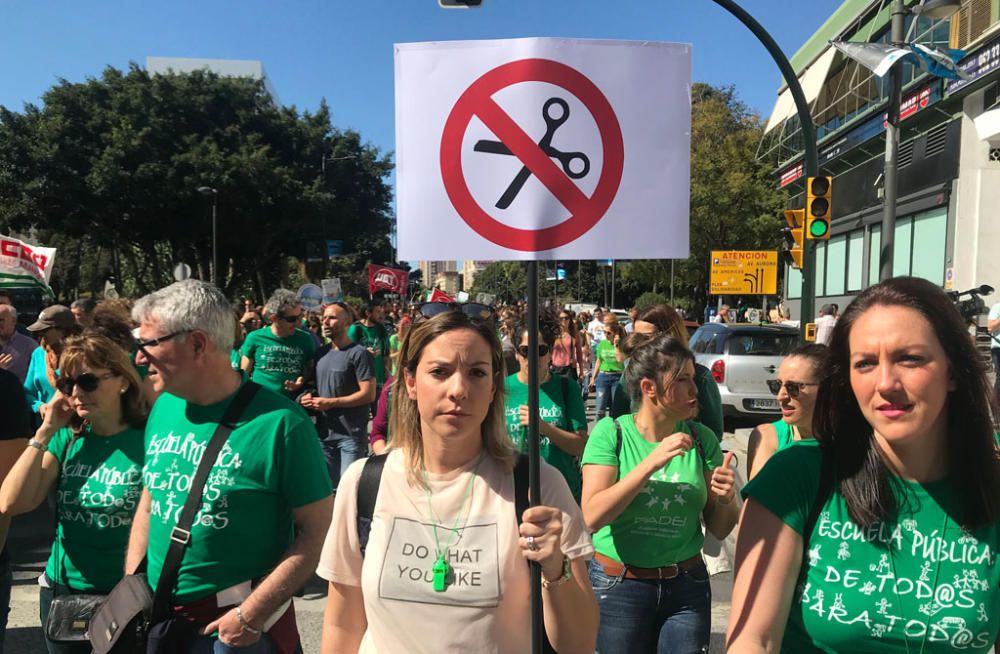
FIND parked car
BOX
[688,323,799,419]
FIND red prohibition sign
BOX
[440,58,624,252]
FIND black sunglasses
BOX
[277,313,301,324]
[135,330,190,353]
[517,344,551,357]
[766,379,818,398]
[56,372,118,395]
[418,302,494,321]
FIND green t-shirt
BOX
[142,383,333,602]
[743,443,1000,653]
[348,322,389,385]
[581,415,721,566]
[240,327,316,395]
[229,348,241,371]
[46,425,145,592]
[504,373,588,499]
[595,340,624,374]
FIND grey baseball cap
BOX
[27,305,76,332]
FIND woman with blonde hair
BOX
[0,333,147,654]
[318,309,597,653]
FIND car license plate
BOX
[750,399,778,410]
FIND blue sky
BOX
[2,0,842,165]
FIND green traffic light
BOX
[809,220,829,238]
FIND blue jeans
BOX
[594,372,622,419]
[588,558,711,654]
[187,632,295,653]
[321,437,367,490]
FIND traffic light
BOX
[806,176,832,240]
[782,209,805,269]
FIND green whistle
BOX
[432,558,449,592]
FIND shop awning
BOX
[764,47,837,134]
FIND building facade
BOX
[419,260,458,288]
[146,57,279,102]
[762,0,1000,320]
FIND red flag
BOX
[368,264,409,295]
[429,288,454,303]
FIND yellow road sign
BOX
[710,250,778,295]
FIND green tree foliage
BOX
[634,291,670,312]
[469,262,528,303]
[0,64,394,300]
[620,83,783,312]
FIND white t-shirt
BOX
[814,314,837,345]
[586,319,605,344]
[317,449,594,654]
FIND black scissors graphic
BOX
[473,97,591,209]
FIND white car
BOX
[689,323,800,418]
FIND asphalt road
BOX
[3,419,754,654]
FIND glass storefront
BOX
[786,206,948,299]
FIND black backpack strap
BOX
[560,374,572,431]
[513,453,529,523]
[357,453,389,558]
[151,381,260,623]
[686,420,707,464]
[802,446,835,555]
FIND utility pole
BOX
[880,0,907,281]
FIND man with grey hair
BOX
[128,280,332,651]
[240,288,315,397]
[0,304,36,383]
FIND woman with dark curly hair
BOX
[729,277,1000,653]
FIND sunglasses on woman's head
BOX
[418,302,494,321]
[56,372,118,395]
[766,379,818,398]
[517,344,551,357]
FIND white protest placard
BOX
[396,37,691,261]
[322,278,344,304]
[297,283,323,311]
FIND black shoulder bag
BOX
[89,381,260,654]
[45,433,109,645]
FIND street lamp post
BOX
[881,0,961,281]
[197,186,218,285]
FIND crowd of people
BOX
[0,276,996,653]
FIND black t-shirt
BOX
[0,367,30,440]
[0,367,30,564]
